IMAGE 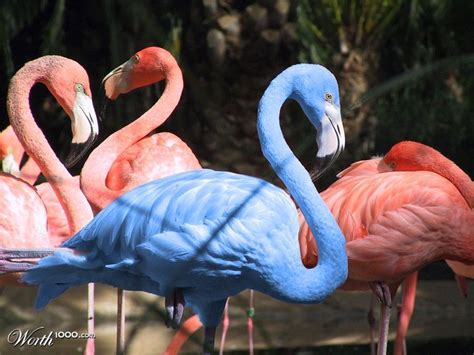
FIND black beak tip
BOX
[97,87,113,122]
[63,134,98,168]
[312,154,335,181]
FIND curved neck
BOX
[81,66,184,212]
[256,77,347,302]
[7,62,93,233]
[432,159,474,209]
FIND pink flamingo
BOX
[379,142,473,355]
[80,46,201,353]
[0,125,73,244]
[167,141,474,355]
[0,125,42,183]
[2,55,99,355]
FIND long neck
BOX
[256,78,347,303]
[431,158,474,209]
[80,66,184,212]
[7,62,93,233]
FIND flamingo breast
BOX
[106,132,201,191]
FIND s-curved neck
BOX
[81,65,184,212]
[7,59,93,233]
[257,74,347,302]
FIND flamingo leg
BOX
[203,326,217,355]
[394,272,417,355]
[166,288,185,329]
[455,274,468,298]
[247,289,255,355]
[367,294,377,355]
[116,288,125,355]
[218,300,229,355]
[84,283,95,355]
[164,314,203,355]
[369,282,393,355]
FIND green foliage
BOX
[297,0,404,64]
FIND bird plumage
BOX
[24,169,309,324]
[23,64,348,339]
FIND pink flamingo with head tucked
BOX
[167,141,474,355]
[379,142,474,355]
[2,55,99,355]
[80,46,201,353]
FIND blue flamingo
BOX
[16,64,347,353]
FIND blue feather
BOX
[22,64,348,328]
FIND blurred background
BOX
[0,0,473,354]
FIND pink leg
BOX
[218,300,229,355]
[247,290,255,355]
[163,315,203,355]
[117,288,125,355]
[455,274,468,298]
[370,282,393,355]
[367,295,377,355]
[84,282,95,355]
[394,272,417,355]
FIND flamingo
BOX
[81,46,200,212]
[9,63,349,354]
[1,55,99,355]
[0,125,73,244]
[0,125,43,183]
[80,46,201,353]
[297,141,474,355]
[169,141,474,355]
[379,141,474,355]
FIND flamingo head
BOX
[102,47,178,100]
[39,56,99,167]
[287,64,345,179]
[382,140,441,172]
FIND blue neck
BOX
[256,72,347,302]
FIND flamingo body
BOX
[0,173,50,251]
[22,64,348,350]
[299,158,473,286]
[0,125,76,247]
[323,167,471,283]
[106,133,200,191]
[25,169,339,323]
[36,177,80,246]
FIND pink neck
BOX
[7,60,93,233]
[430,158,474,209]
[20,158,41,185]
[80,66,184,212]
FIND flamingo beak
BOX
[102,61,129,100]
[1,147,20,177]
[63,92,99,168]
[313,102,345,180]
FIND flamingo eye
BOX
[131,54,140,63]
[75,83,85,93]
[389,161,396,169]
[324,93,333,103]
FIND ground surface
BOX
[0,278,473,354]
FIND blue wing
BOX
[25,169,299,307]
